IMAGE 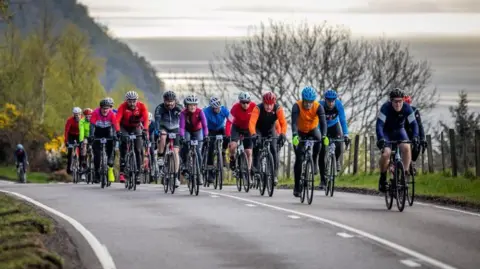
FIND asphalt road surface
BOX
[1,181,479,269]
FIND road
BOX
[1,181,479,269]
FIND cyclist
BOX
[203,96,229,183]
[14,144,28,174]
[79,108,92,179]
[116,90,149,184]
[179,94,208,185]
[376,88,420,192]
[403,95,427,165]
[64,107,82,174]
[88,99,119,183]
[154,90,183,188]
[226,92,256,179]
[318,89,351,189]
[291,86,328,197]
[147,112,158,160]
[249,91,287,186]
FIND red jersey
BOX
[116,101,149,130]
[64,116,81,143]
[226,101,256,136]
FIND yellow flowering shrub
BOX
[0,103,20,129]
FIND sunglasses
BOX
[325,98,336,102]
[240,101,250,105]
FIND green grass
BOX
[0,193,63,269]
[0,166,50,183]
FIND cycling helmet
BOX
[105,97,114,107]
[163,90,176,101]
[125,90,139,100]
[72,107,82,114]
[301,86,317,101]
[324,89,337,100]
[389,88,405,99]
[148,112,153,121]
[16,144,24,150]
[238,92,251,102]
[184,94,199,105]
[404,95,412,105]
[209,96,221,108]
[262,91,276,105]
[83,108,93,115]
[100,99,110,108]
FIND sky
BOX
[78,0,480,38]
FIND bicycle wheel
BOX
[395,161,407,212]
[407,164,415,206]
[385,171,394,210]
[101,152,107,189]
[305,157,315,205]
[328,154,336,197]
[87,153,94,184]
[240,152,250,193]
[129,152,137,191]
[235,155,242,192]
[300,161,307,204]
[258,154,266,196]
[72,155,78,184]
[167,154,176,194]
[266,151,275,197]
[325,154,332,196]
[193,151,200,196]
[202,144,209,187]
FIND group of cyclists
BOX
[61,86,426,198]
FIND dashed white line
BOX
[0,190,116,269]
[205,190,457,269]
[245,203,256,207]
[337,232,354,238]
[210,195,219,198]
[288,215,301,219]
[401,259,422,267]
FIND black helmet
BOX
[163,91,176,101]
[100,98,110,108]
[389,88,405,99]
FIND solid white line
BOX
[401,259,422,267]
[415,202,480,217]
[210,195,219,198]
[0,190,117,269]
[287,215,301,219]
[245,203,256,207]
[337,232,354,238]
[206,190,457,269]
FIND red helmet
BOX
[262,91,276,105]
[83,108,93,115]
[403,95,412,105]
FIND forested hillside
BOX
[2,0,164,105]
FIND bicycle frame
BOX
[94,137,113,188]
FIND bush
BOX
[48,169,72,183]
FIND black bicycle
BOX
[67,140,80,184]
[94,137,113,189]
[162,132,179,194]
[85,143,95,184]
[183,138,202,196]
[324,137,347,197]
[252,136,277,197]
[233,135,251,193]
[297,139,321,205]
[123,133,144,191]
[202,134,226,190]
[383,140,412,212]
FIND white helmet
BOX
[209,96,221,108]
[148,112,153,121]
[238,92,251,102]
[72,107,82,114]
[184,94,199,105]
[125,90,139,100]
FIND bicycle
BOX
[85,143,95,184]
[183,138,202,196]
[383,140,412,212]
[149,137,160,184]
[141,138,152,184]
[162,132,178,194]
[123,133,144,191]
[297,138,321,205]
[67,140,80,184]
[233,135,251,193]
[202,134,225,190]
[252,136,277,197]
[94,137,114,189]
[17,162,26,183]
[324,137,347,197]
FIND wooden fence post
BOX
[369,135,375,174]
[449,129,457,177]
[287,143,292,179]
[476,130,480,177]
[364,136,367,173]
[441,131,446,171]
[353,135,360,174]
[426,135,434,173]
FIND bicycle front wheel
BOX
[167,154,176,194]
[266,151,275,197]
[216,147,224,190]
[305,157,315,205]
[327,154,336,197]
[407,164,415,206]
[395,161,407,212]
[240,152,250,193]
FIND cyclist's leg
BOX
[252,129,262,173]
[310,128,322,175]
[170,128,181,187]
[293,132,307,196]
[207,129,217,166]
[221,128,228,164]
[267,128,279,184]
[106,137,115,181]
[398,128,412,173]
[378,133,392,192]
[66,136,74,174]
[229,125,240,170]
[92,139,101,182]
[242,129,253,172]
[181,131,191,173]
[158,129,167,158]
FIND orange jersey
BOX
[248,104,287,135]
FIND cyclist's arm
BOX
[316,104,327,137]
[248,106,260,135]
[64,118,71,144]
[405,105,419,138]
[79,119,85,142]
[291,103,300,136]
[89,112,98,137]
[179,111,186,137]
[337,100,349,136]
[276,106,288,135]
[141,103,149,132]
[376,104,388,141]
[415,109,425,140]
[111,112,120,133]
[226,107,235,136]
[199,110,209,137]
[116,104,125,128]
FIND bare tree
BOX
[208,20,438,134]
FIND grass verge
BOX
[0,193,63,269]
[0,166,50,183]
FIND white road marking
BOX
[210,195,219,198]
[401,259,422,267]
[0,190,117,269]
[245,203,256,207]
[206,190,457,269]
[287,215,301,219]
[337,232,354,238]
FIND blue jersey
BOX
[376,101,419,141]
[203,106,229,131]
[319,99,349,135]
[148,120,156,136]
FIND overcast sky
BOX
[78,0,480,37]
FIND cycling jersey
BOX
[319,99,349,135]
[64,116,81,143]
[226,101,256,136]
[275,121,281,135]
[90,108,120,137]
[291,100,327,135]
[203,106,229,131]
[149,120,156,136]
[116,101,149,130]
[14,149,28,163]
[79,118,90,142]
[154,103,183,131]
[404,106,425,140]
[179,108,208,137]
[376,101,419,141]
[249,104,287,135]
